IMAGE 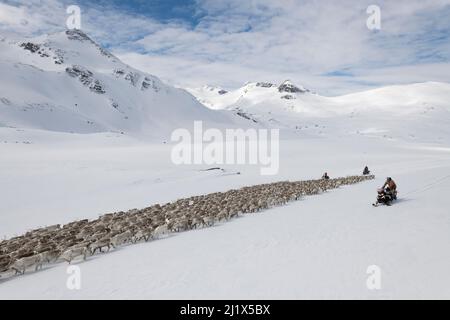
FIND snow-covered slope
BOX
[0,30,235,138]
[1,134,449,299]
[189,81,450,143]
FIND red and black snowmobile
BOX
[373,187,397,206]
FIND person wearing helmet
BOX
[382,177,397,200]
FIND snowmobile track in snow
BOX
[0,175,374,279]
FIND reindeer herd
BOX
[0,175,374,279]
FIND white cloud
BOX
[0,2,27,25]
[118,0,450,94]
[1,0,449,94]
[0,1,66,38]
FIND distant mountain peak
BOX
[64,29,116,60]
[278,80,308,93]
[256,82,276,88]
[202,84,228,95]
[65,29,91,42]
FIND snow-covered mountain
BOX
[3,29,448,144]
[0,29,235,138]
[188,80,313,110]
[189,80,450,143]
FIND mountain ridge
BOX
[188,80,450,142]
[0,29,237,138]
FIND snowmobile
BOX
[372,187,397,206]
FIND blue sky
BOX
[1,0,450,95]
[77,0,202,25]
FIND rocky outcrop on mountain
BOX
[124,71,140,87]
[20,41,64,64]
[65,65,105,94]
[141,77,160,92]
[52,49,64,64]
[278,80,308,93]
[65,29,115,60]
[113,69,160,92]
[20,42,42,54]
[65,29,92,42]
[234,108,258,123]
[113,69,125,77]
[89,80,106,94]
[256,82,276,88]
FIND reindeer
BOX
[0,255,12,273]
[110,231,133,248]
[38,249,60,264]
[89,238,111,255]
[60,246,90,264]
[10,255,43,274]
[152,225,169,239]
[132,227,154,242]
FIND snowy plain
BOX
[0,128,449,299]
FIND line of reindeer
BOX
[0,175,374,278]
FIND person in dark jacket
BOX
[363,166,370,175]
[322,172,330,180]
